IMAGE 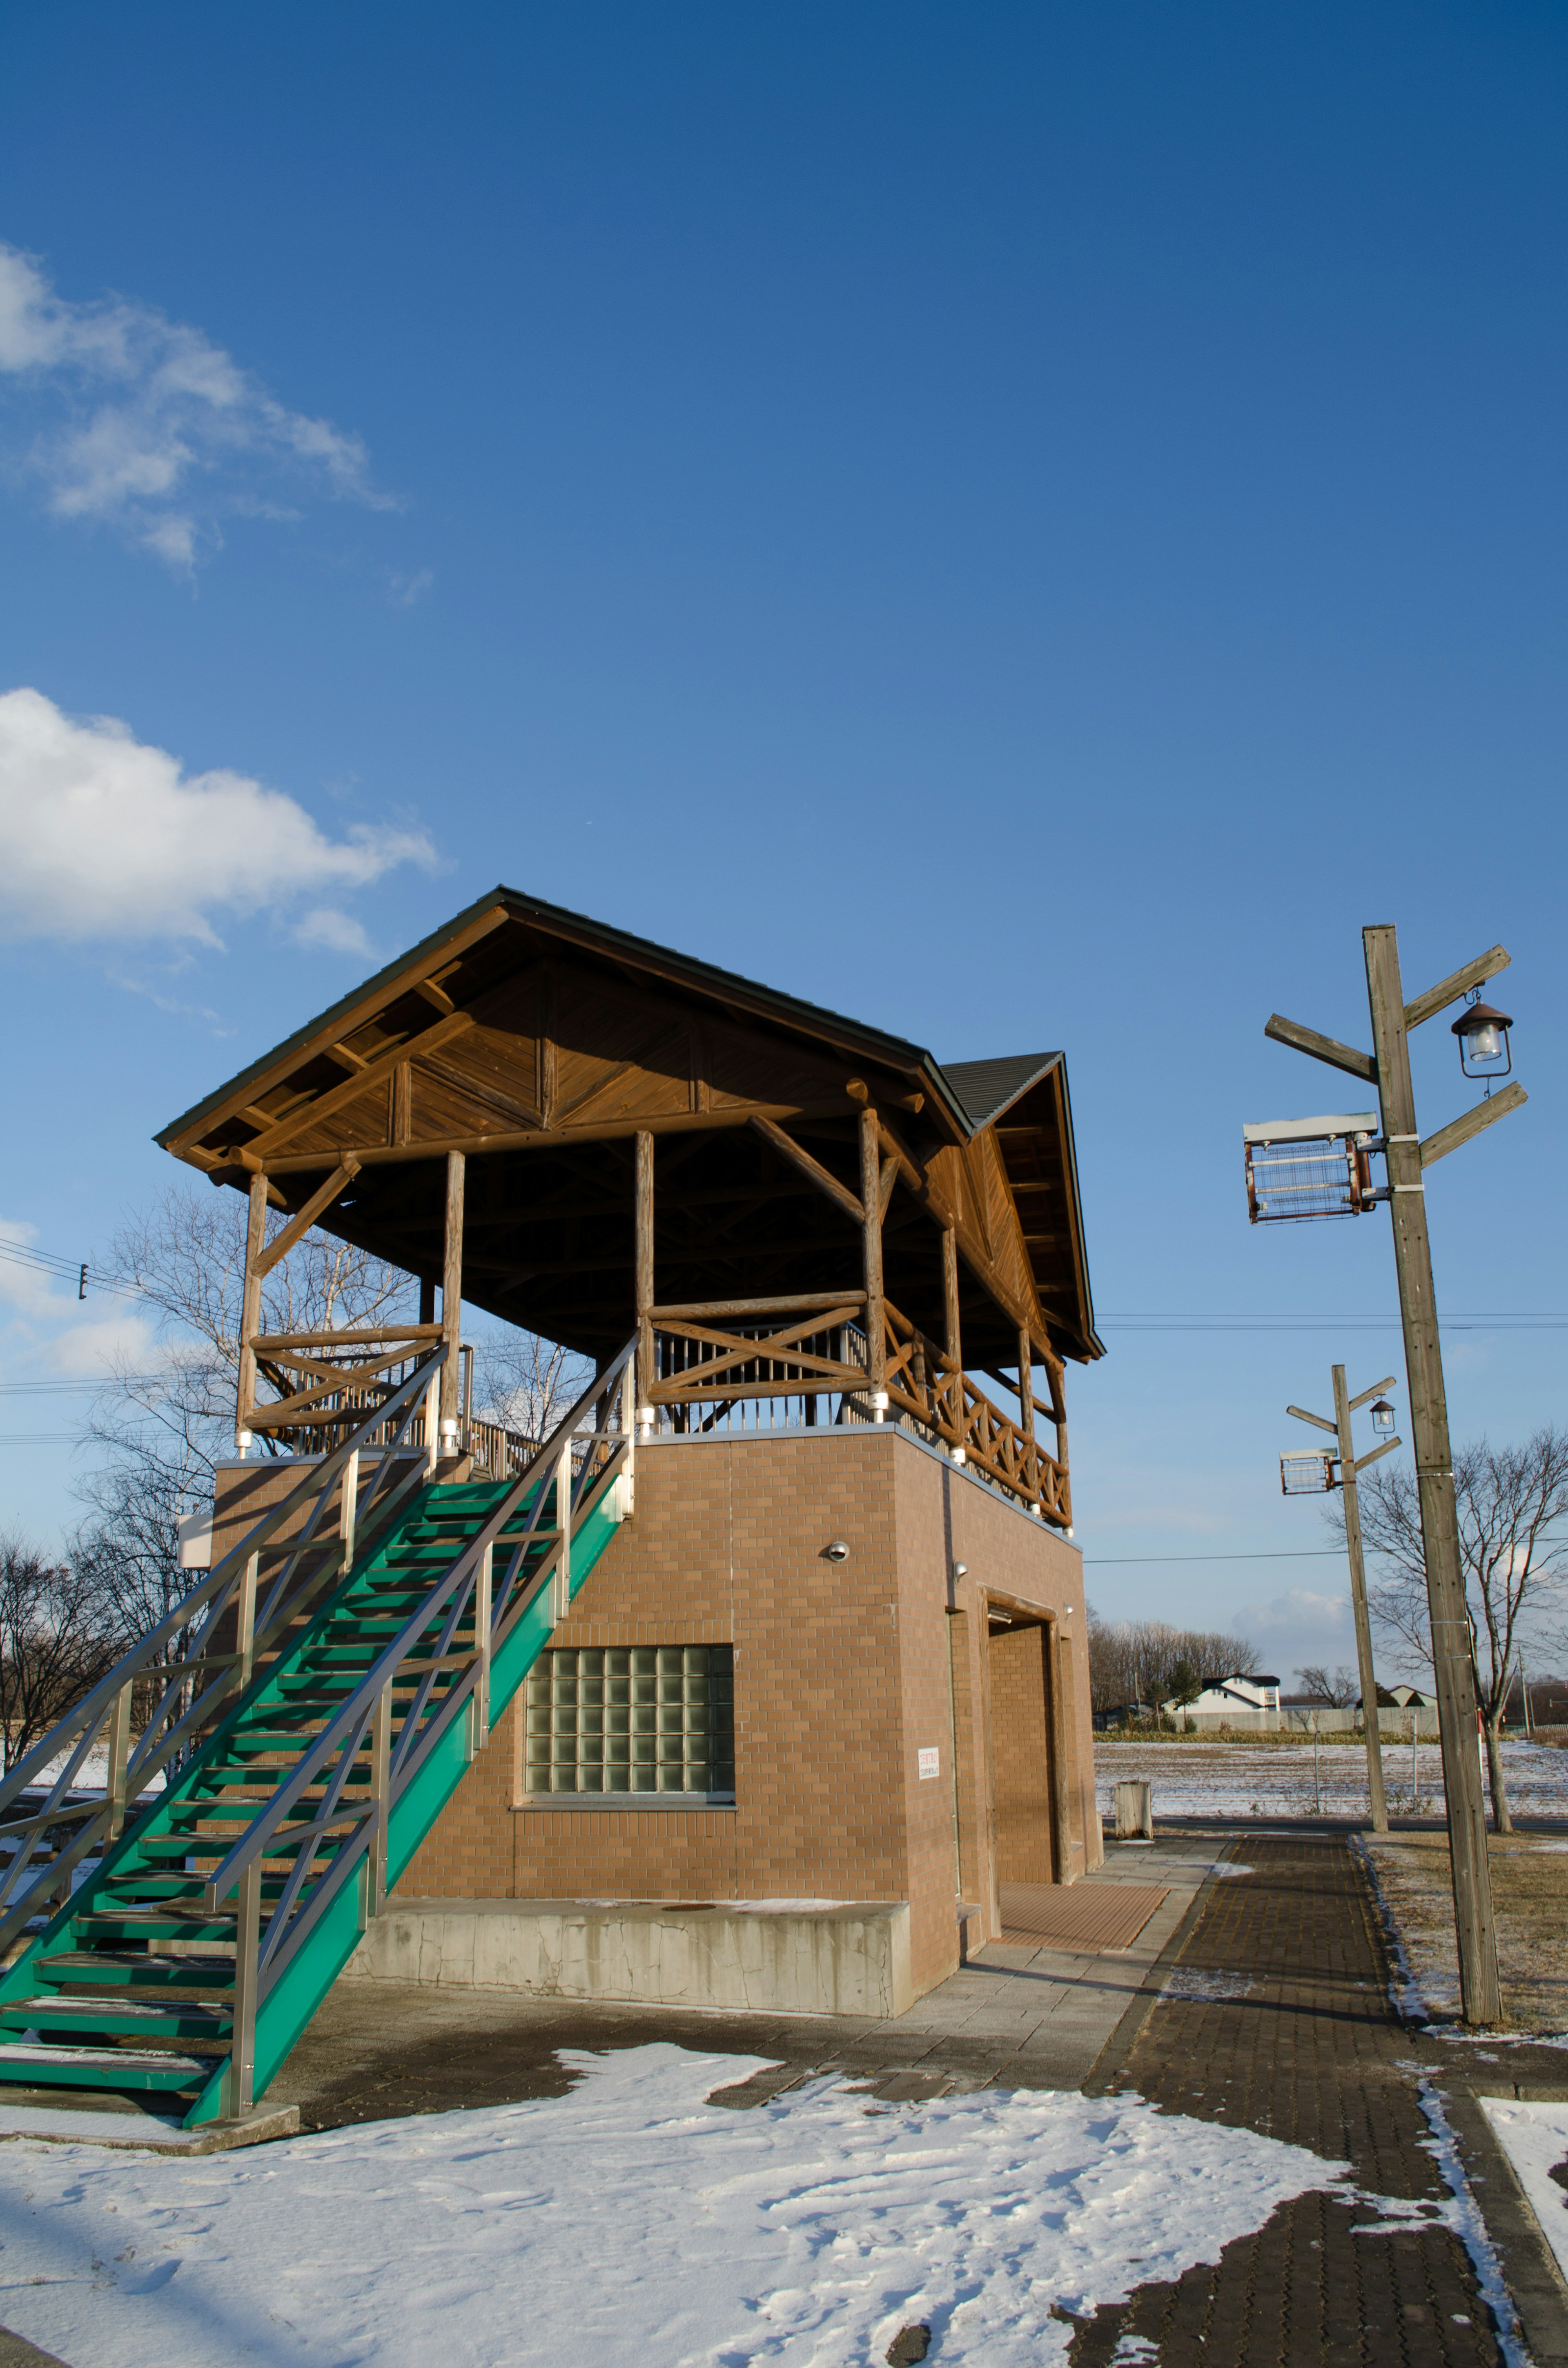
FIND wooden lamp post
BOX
[1262,927,1528,2028]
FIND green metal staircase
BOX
[0,1340,635,2129]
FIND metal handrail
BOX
[201,1339,637,1937]
[0,1348,447,1955]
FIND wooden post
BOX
[1017,1326,1037,1506]
[942,1227,961,1368]
[1364,924,1499,2024]
[860,1107,885,1397]
[635,1130,655,1407]
[440,1151,466,1432]
[1332,1363,1389,1835]
[237,1172,268,1436]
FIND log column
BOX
[440,1151,466,1430]
[942,1225,962,1445]
[1017,1324,1038,1507]
[635,1131,655,1407]
[237,1172,268,1440]
[859,1107,885,1398]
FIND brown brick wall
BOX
[347,1426,1099,1996]
[989,1624,1052,1885]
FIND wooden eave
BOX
[154,888,1100,1368]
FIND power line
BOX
[1098,1311,1568,1331]
[0,1434,80,1448]
[1083,1549,1344,1565]
[0,1242,145,1304]
[0,1378,163,1396]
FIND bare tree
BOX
[1296,1664,1358,1707]
[1087,1609,1260,1715]
[474,1326,592,1447]
[71,1182,415,1657]
[0,1535,122,1775]
[1334,1426,1568,1831]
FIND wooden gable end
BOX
[193,942,871,1178]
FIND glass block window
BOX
[524,1646,735,1798]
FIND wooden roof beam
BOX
[165,900,510,1153]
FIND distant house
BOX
[1356,1686,1431,1711]
[1162,1673,1281,1724]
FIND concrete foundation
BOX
[342,1895,915,2019]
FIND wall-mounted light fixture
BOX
[951,1561,968,1580]
[234,1429,253,1458]
[824,1539,850,1563]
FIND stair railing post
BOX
[423,1361,441,1479]
[339,1448,360,1574]
[104,1679,135,1844]
[552,1443,572,1625]
[236,1552,259,1695]
[369,1679,392,1918]
[474,1542,493,1752]
[223,1860,262,2121]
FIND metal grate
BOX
[1245,1134,1374,1222]
[524,1645,735,1798]
[1280,1450,1336,1495]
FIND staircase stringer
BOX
[183,1460,629,2123]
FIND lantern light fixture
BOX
[1369,1397,1396,1438]
[1452,998,1513,1080]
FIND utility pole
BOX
[1263,925,1529,2029]
[1285,1365,1401,1833]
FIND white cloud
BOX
[0,242,392,568]
[0,687,435,948]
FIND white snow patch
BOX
[0,2042,1352,2368]
[1097,1739,1568,1824]
[1479,2096,1568,2285]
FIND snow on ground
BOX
[1478,2098,1568,2284]
[1095,1739,1568,1825]
[0,2043,1355,2368]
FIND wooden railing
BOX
[245,1327,532,1476]
[642,1291,1069,1526]
[879,1301,1070,1528]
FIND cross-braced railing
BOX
[880,1301,1070,1525]
[0,1351,446,1962]
[206,1337,636,2118]
[642,1291,1069,1523]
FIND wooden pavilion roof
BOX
[156,889,1102,1371]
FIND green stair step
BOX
[0,1998,232,2043]
[34,1953,234,1995]
[0,2045,212,2093]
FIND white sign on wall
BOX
[917,1747,940,1780]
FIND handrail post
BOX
[236,1554,259,1695]
[104,1681,134,1843]
[423,1364,440,1478]
[369,1680,392,1917]
[339,1448,360,1572]
[474,1543,493,1750]
[552,1445,572,1624]
[223,1860,262,2120]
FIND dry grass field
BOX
[1359,1830,1568,2034]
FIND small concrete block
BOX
[0,2101,299,2155]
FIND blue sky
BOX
[0,2,1564,1681]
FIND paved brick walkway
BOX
[1069,1832,1526,2368]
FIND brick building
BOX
[171,888,1105,2011]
